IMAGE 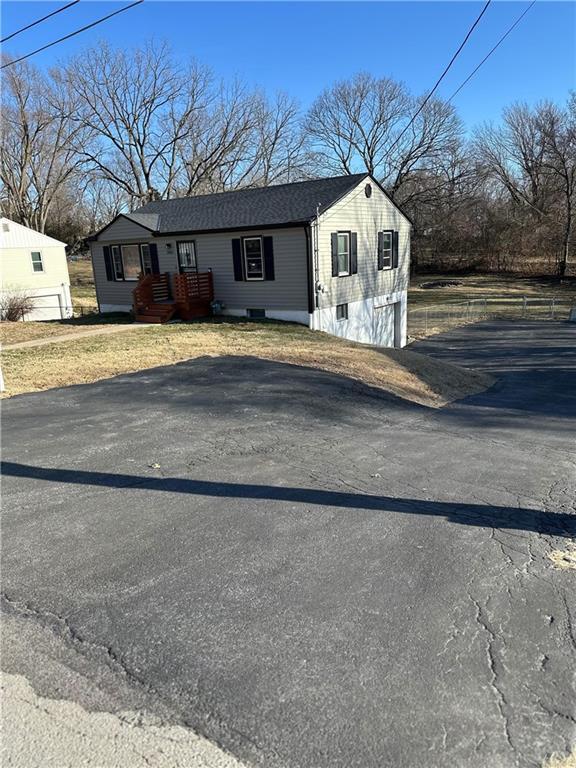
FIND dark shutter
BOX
[350,232,358,274]
[232,238,243,281]
[263,236,275,280]
[377,231,384,270]
[331,233,339,277]
[392,231,400,268]
[103,245,114,281]
[149,242,160,274]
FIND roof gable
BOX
[0,218,67,248]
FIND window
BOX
[380,231,393,270]
[247,308,266,319]
[120,244,141,280]
[140,243,153,275]
[336,303,348,321]
[243,237,264,280]
[31,251,44,272]
[177,241,196,273]
[111,246,123,279]
[337,233,350,276]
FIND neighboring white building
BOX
[0,218,73,321]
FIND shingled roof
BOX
[132,174,368,234]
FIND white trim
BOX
[336,232,350,276]
[243,236,264,281]
[379,230,393,270]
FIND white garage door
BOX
[28,294,64,321]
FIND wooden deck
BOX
[133,272,214,323]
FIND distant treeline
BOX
[1,43,574,276]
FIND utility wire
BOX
[1,0,144,69]
[1,0,80,44]
[388,0,492,153]
[447,0,537,101]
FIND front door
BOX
[177,241,197,273]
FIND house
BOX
[0,218,72,321]
[88,173,411,347]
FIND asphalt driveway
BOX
[2,320,575,768]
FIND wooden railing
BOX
[172,271,214,303]
[173,271,214,320]
[133,273,171,312]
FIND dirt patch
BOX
[1,321,493,407]
[547,543,576,571]
[543,751,576,768]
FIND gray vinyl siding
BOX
[91,225,309,312]
[314,180,411,308]
[97,217,154,242]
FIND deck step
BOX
[135,302,175,324]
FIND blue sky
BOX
[2,1,574,129]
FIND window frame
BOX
[336,232,351,277]
[336,303,348,321]
[380,230,393,271]
[176,240,197,273]
[30,251,44,273]
[119,244,143,281]
[243,236,265,281]
[108,243,153,281]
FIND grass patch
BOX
[1,319,493,407]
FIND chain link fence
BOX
[408,295,574,339]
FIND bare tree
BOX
[475,100,575,276]
[177,86,306,194]
[537,99,576,277]
[0,57,88,232]
[304,72,462,208]
[65,41,211,205]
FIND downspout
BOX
[304,225,315,321]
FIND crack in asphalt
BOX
[469,594,517,758]
[0,592,283,766]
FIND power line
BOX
[389,0,492,153]
[1,1,144,69]
[447,1,537,102]
[1,0,80,44]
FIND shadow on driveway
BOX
[3,461,575,538]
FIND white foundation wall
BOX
[100,303,132,314]
[223,308,310,324]
[312,290,407,347]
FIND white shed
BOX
[0,218,73,321]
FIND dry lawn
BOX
[409,273,576,307]
[1,320,492,406]
[0,321,122,346]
